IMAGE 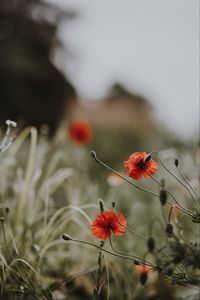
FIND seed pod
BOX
[173,255,183,264]
[165,266,174,275]
[144,154,152,163]
[112,202,116,208]
[5,207,9,214]
[90,151,98,162]
[174,159,179,167]
[147,237,155,252]
[166,223,173,235]
[62,234,72,241]
[140,272,148,285]
[159,190,167,206]
[99,199,104,213]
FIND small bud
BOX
[90,151,98,162]
[140,272,148,285]
[174,159,179,167]
[62,234,72,241]
[159,190,167,206]
[99,199,104,213]
[166,223,173,235]
[147,237,155,252]
[173,255,183,264]
[5,207,9,214]
[100,240,104,247]
[112,202,116,208]
[165,266,174,275]
[0,217,4,223]
[144,154,152,163]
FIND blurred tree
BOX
[0,0,76,136]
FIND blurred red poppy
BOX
[68,121,92,144]
[124,152,158,180]
[91,211,127,240]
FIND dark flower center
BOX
[137,160,146,170]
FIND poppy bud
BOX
[140,272,148,285]
[166,223,173,235]
[174,159,179,167]
[165,265,174,275]
[147,237,155,252]
[112,202,116,208]
[0,217,4,223]
[173,255,183,264]
[62,234,72,241]
[5,207,9,214]
[144,154,152,163]
[159,190,167,206]
[90,151,98,162]
[99,199,104,213]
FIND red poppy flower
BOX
[91,211,127,240]
[124,152,158,180]
[135,265,152,273]
[68,121,92,144]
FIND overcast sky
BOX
[47,0,199,139]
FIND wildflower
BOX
[91,211,127,240]
[107,172,124,186]
[68,121,92,144]
[135,265,152,273]
[124,152,158,180]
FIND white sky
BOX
[47,0,199,139]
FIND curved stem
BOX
[109,237,157,269]
[63,236,157,269]
[90,151,158,197]
[113,210,170,260]
[90,151,194,218]
[176,166,200,201]
[151,151,199,208]
[146,171,193,215]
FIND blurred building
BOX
[70,83,157,133]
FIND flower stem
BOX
[62,235,156,268]
[145,170,193,216]
[90,151,194,217]
[151,151,199,209]
[90,151,159,197]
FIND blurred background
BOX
[0,0,199,177]
[53,0,199,140]
[1,0,199,176]
[0,0,199,139]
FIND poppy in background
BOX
[68,121,92,144]
[135,265,152,273]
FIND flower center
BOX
[137,160,146,170]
